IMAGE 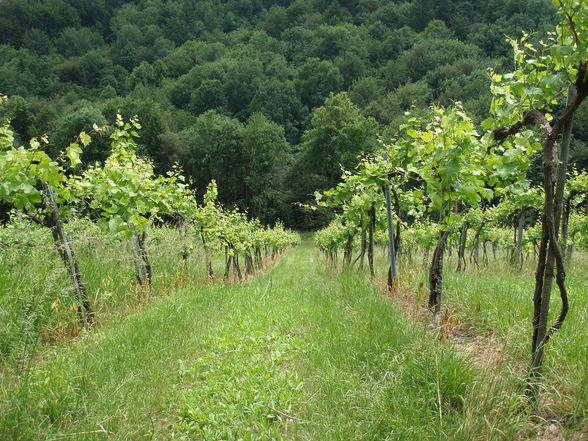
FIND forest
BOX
[2,0,587,228]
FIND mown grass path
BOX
[2,242,519,441]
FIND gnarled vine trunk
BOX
[233,250,243,281]
[456,221,468,272]
[526,83,585,402]
[41,186,93,328]
[511,206,534,268]
[353,216,367,270]
[428,201,460,315]
[343,233,353,268]
[245,253,254,275]
[180,217,190,263]
[384,182,398,289]
[470,222,485,268]
[200,227,214,279]
[131,228,152,296]
[139,231,152,284]
[428,228,451,315]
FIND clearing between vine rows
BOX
[3,242,539,440]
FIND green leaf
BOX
[406,129,419,139]
[79,131,91,147]
[66,143,82,168]
[420,132,434,142]
[108,217,123,232]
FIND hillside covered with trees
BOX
[1,0,586,228]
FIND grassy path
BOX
[1,242,520,440]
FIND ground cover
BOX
[374,248,588,438]
[1,241,526,440]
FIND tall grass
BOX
[365,244,588,434]
[0,220,236,369]
[1,241,527,440]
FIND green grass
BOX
[1,241,527,440]
[0,222,232,366]
[373,246,588,434]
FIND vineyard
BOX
[1,0,588,440]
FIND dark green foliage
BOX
[51,105,109,164]
[189,79,228,115]
[0,96,33,142]
[128,61,167,89]
[178,110,245,206]
[242,113,291,223]
[55,27,104,58]
[223,57,265,118]
[0,0,80,46]
[295,58,343,108]
[0,47,60,97]
[248,78,306,143]
[298,92,378,192]
[0,0,579,229]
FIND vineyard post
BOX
[367,204,375,276]
[382,152,397,288]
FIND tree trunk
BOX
[566,244,573,261]
[511,207,532,268]
[482,240,489,266]
[41,186,93,328]
[561,191,586,263]
[391,186,402,259]
[428,201,460,315]
[255,246,263,269]
[561,194,573,259]
[384,183,397,288]
[245,253,254,275]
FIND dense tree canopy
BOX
[0,0,582,229]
